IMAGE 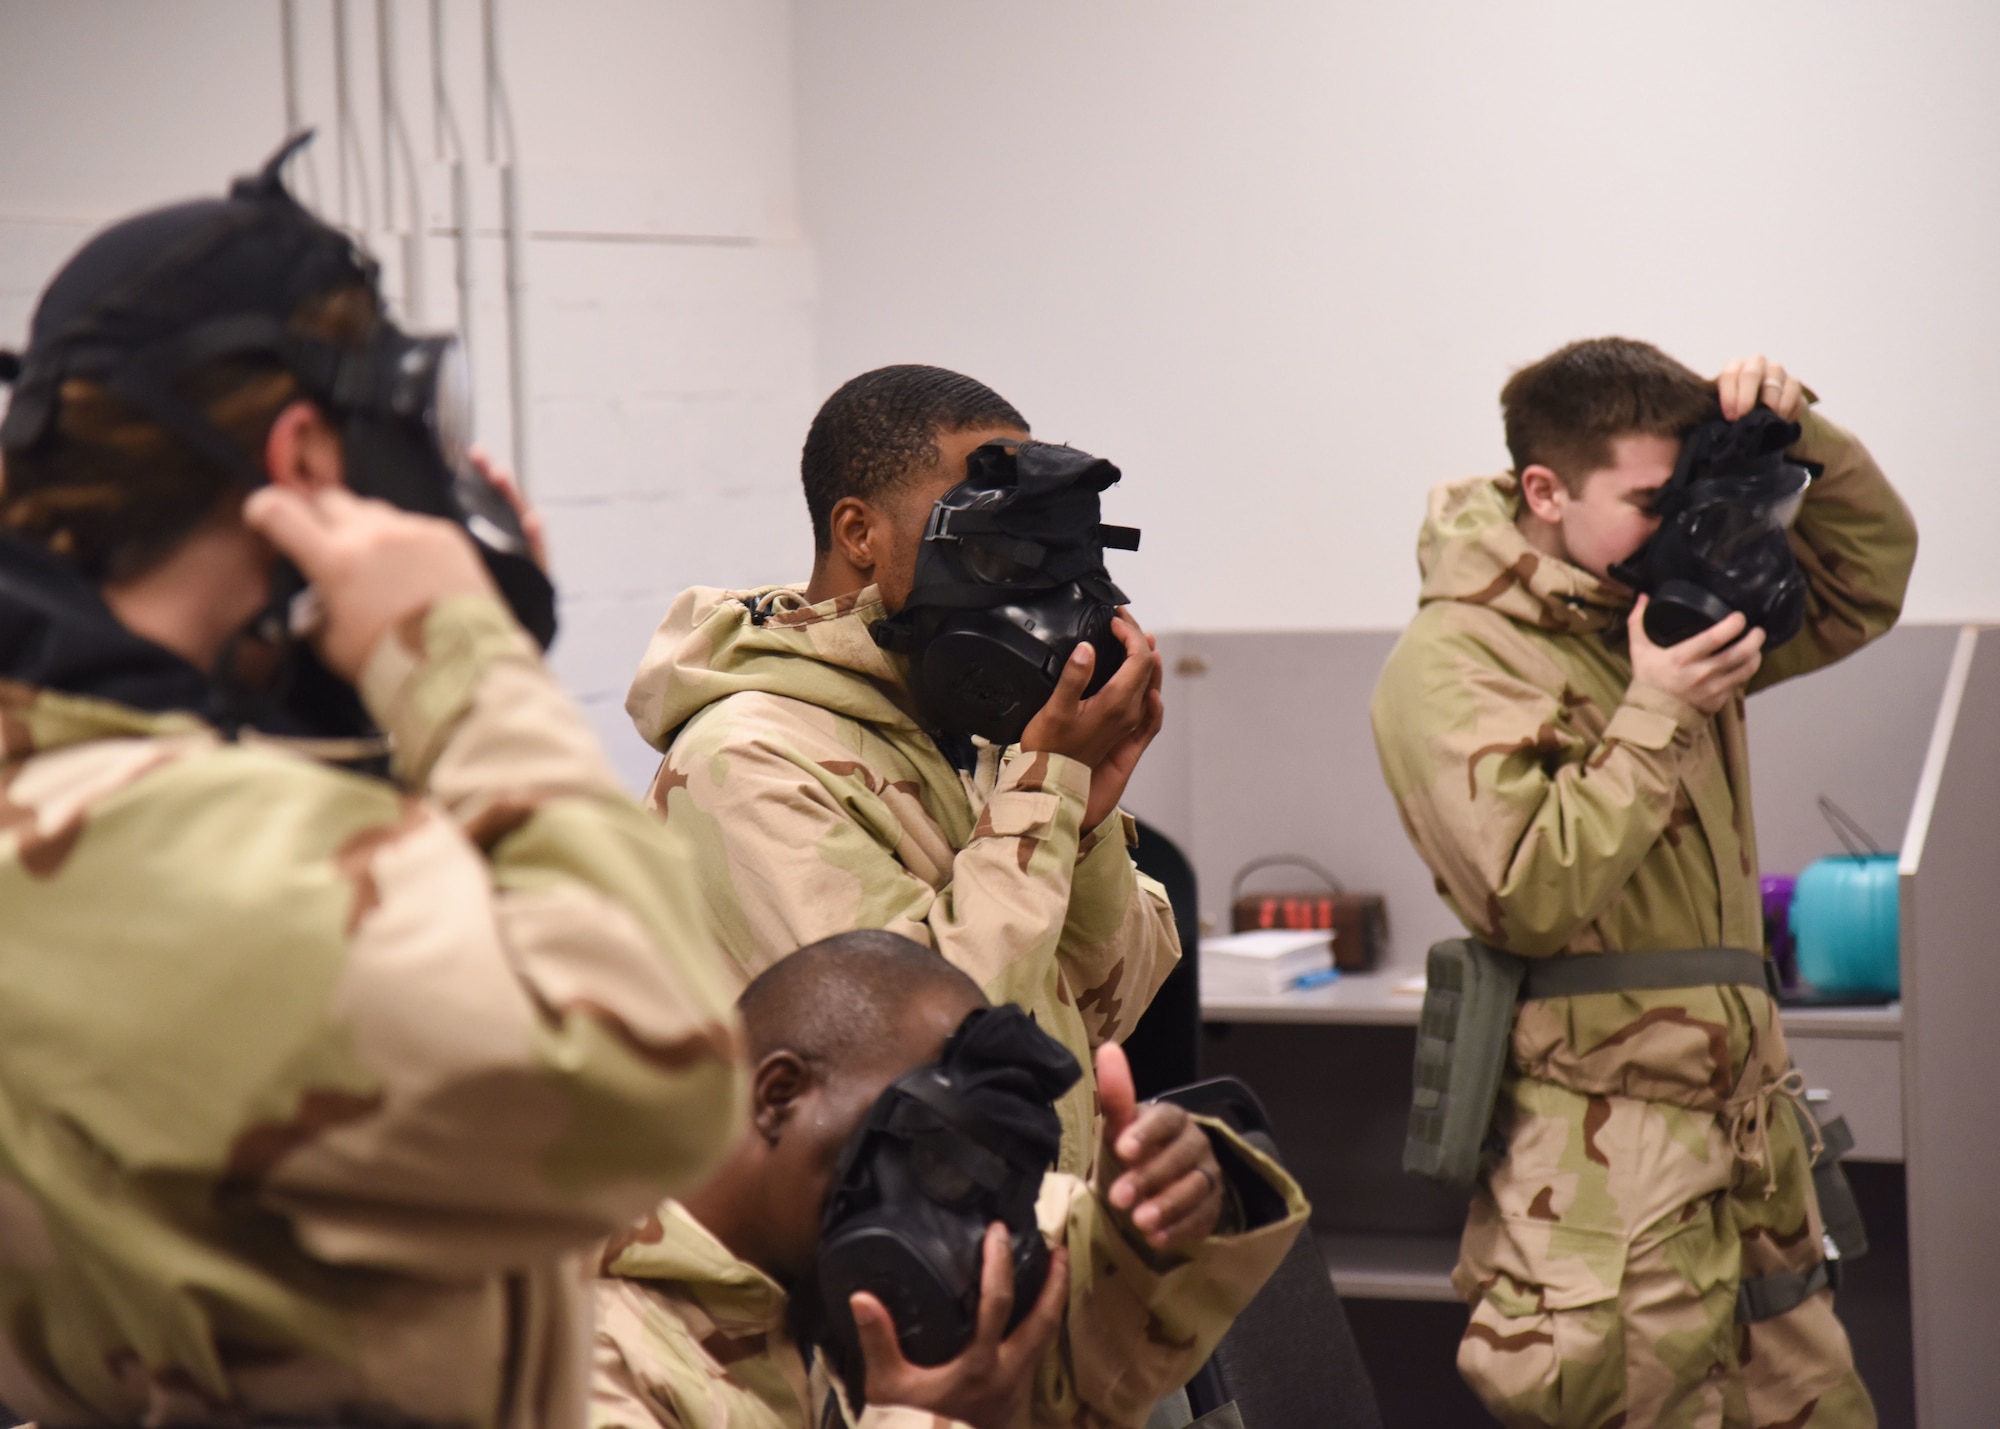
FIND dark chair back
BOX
[1163,1078,1385,1429]
[1124,818,1201,1098]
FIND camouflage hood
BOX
[1416,475,1630,636]
[626,584,924,753]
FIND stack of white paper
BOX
[1202,928,1335,998]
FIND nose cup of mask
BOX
[1643,580,1737,647]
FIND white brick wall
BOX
[0,0,818,793]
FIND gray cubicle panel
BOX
[1897,626,2000,1428]
[1123,623,1960,974]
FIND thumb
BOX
[243,486,332,578]
[1096,1041,1137,1149]
[1053,639,1096,699]
[849,1292,912,1384]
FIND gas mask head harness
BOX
[0,132,553,738]
[1609,404,1814,649]
[805,1002,1080,1411]
[870,438,1140,746]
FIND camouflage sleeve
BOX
[251,595,746,1276]
[1750,404,1918,691]
[1372,619,1701,957]
[653,717,1098,1015]
[1031,1120,1309,1427]
[1058,811,1182,1047]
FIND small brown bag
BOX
[1229,855,1386,972]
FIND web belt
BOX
[1515,946,1846,1321]
[1518,946,1774,1000]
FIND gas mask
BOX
[1610,406,1814,649]
[807,1003,1080,1410]
[0,132,553,738]
[871,439,1140,745]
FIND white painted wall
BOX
[794,1,2000,631]
[0,0,815,791]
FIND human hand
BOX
[468,444,548,570]
[1097,1042,1224,1252]
[244,485,498,682]
[850,1224,1068,1429]
[1717,354,1805,423]
[1019,610,1163,830]
[1627,597,1765,714]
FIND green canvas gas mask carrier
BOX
[1403,939,1868,1322]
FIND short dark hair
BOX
[1500,337,1714,492]
[737,929,984,1068]
[800,364,1026,551]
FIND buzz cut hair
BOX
[800,364,1027,551]
[736,929,985,1069]
[1500,337,1716,492]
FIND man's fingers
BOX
[1095,1042,1138,1151]
[849,1291,915,1381]
[969,1223,1017,1346]
[1717,359,1747,421]
[1050,641,1096,704]
[1136,1166,1223,1240]
[1678,610,1749,658]
[1115,1113,1206,1209]
[997,1245,1068,1374]
[243,486,334,573]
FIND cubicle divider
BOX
[1125,622,1965,1428]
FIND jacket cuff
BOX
[857,1408,973,1429]
[356,594,539,787]
[1609,681,1701,748]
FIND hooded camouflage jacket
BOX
[624,585,1180,1177]
[590,1121,1308,1429]
[1372,404,1917,1109]
[0,549,747,1429]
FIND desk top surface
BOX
[1200,971,1903,1038]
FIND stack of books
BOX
[1202,928,1336,999]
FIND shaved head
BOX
[737,929,985,1071]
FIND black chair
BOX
[1164,1077,1385,1429]
[1124,818,1201,1098]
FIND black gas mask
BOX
[871,439,1140,745]
[806,1003,1080,1411]
[0,132,553,739]
[1610,406,1814,648]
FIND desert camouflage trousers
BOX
[1454,1077,1874,1428]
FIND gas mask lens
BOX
[381,332,472,479]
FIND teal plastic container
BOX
[1792,854,1901,996]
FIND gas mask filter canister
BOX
[871,438,1141,745]
[808,1004,1080,1410]
[1610,405,1814,649]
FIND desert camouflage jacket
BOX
[1372,403,1917,1110]
[590,1120,1308,1429]
[0,563,747,1428]
[625,585,1181,1177]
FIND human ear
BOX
[825,496,881,575]
[262,399,346,495]
[1518,464,1567,524]
[751,1051,815,1145]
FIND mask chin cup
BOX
[815,1209,1049,1370]
[1642,579,1735,647]
[904,598,1124,746]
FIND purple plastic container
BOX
[1761,874,1798,991]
